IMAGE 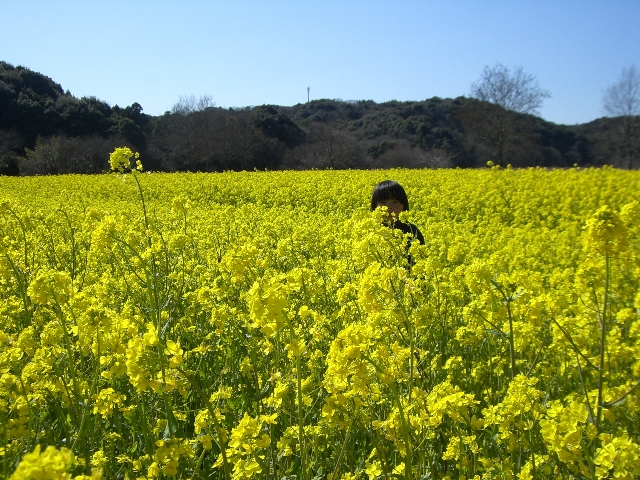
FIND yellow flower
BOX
[583,205,627,255]
[365,460,382,480]
[27,270,73,305]
[143,323,159,346]
[171,195,191,214]
[10,445,72,480]
[285,338,306,358]
[109,147,141,172]
[93,388,126,417]
[595,433,640,479]
[164,339,183,367]
[91,449,108,469]
[147,462,160,478]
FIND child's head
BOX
[370,180,410,212]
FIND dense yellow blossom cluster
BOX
[1,158,639,479]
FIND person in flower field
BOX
[371,180,425,246]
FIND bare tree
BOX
[471,63,551,115]
[20,134,128,175]
[149,108,282,172]
[467,63,551,166]
[171,95,216,115]
[602,66,640,169]
[603,66,640,117]
[282,124,364,169]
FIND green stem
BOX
[550,317,599,371]
[296,353,308,480]
[595,253,610,431]
[53,303,81,420]
[131,172,150,233]
[576,356,596,425]
[364,427,391,480]
[1,411,6,479]
[329,420,352,480]
[17,376,34,454]
[602,378,640,407]
[71,332,101,459]
[192,447,207,478]
[58,209,77,282]
[530,443,536,479]
[505,297,516,381]
[5,206,29,274]
[137,393,155,456]
[390,384,412,480]
[492,281,517,380]
[3,253,33,327]
[177,367,230,480]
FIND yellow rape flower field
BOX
[1,151,640,479]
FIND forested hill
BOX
[0,61,635,175]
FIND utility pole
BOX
[307,87,310,103]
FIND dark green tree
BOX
[251,105,305,147]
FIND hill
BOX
[1,61,637,174]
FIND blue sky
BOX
[2,0,639,125]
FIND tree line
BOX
[1,61,638,175]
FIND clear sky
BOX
[2,0,639,125]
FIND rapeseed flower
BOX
[2,166,640,479]
[9,445,72,480]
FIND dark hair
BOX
[370,180,409,211]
